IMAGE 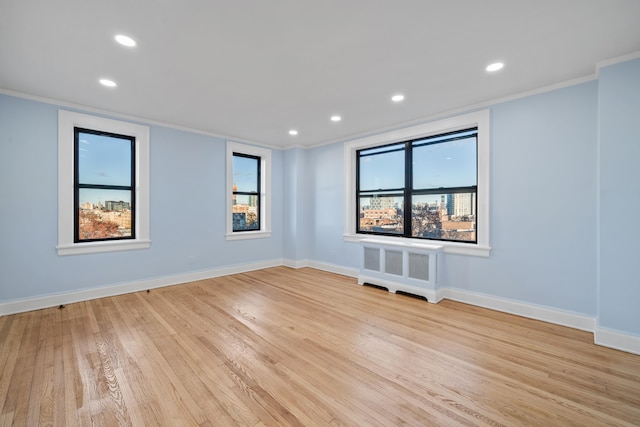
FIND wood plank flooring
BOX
[1,266,640,426]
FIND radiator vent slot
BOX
[385,250,403,276]
[408,252,429,281]
[363,247,380,272]
[396,290,429,302]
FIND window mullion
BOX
[404,142,412,238]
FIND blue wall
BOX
[598,57,640,336]
[1,57,638,342]
[0,95,283,301]
[308,81,600,317]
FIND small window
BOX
[232,153,261,231]
[226,141,271,240]
[58,111,150,256]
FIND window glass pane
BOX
[232,194,259,231]
[412,135,476,189]
[358,147,405,191]
[233,155,259,193]
[358,195,404,234]
[411,193,476,242]
[77,131,132,186]
[78,188,133,240]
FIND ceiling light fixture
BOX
[115,34,136,47]
[99,79,117,87]
[289,130,298,136]
[391,94,405,102]
[331,115,341,122]
[486,62,504,72]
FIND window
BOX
[226,141,271,240]
[357,128,478,243]
[75,128,135,242]
[232,153,260,231]
[58,111,150,255]
[345,110,490,257]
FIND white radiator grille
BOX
[408,252,429,281]
[363,247,380,272]
[385,250,403,276]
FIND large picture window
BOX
[344,110,490,257]
[357,128,478,243]
[58,110,150,256]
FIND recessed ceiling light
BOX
[486,62,504,72]
[289,130,298,136]
[331,115,341,122]
[99,79,117,87]
[391,94,405,102]
[115,34,136,47]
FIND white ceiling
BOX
[1,0,640,148]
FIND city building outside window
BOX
[58,111,150,255]
[75,128,136,242]
[357,128,478,243]
[344,110,490,257]
[226,141,272,240]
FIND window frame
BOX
[356,128,479,243]
[226,141,272,240]
[58,110,150,256]
[231,152,261,232]
[74,127,137,243]
[344,110,491,257]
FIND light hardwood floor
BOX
[1,267,639,426]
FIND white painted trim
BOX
[343,110,491,257]
[282,258,311,269]
[57,110,150,256]
[307,75,596,150]
[2,259,639,356]
[226,141,272,239]
[594,327,640,355]
[225,231,272,241]
[0,88,280,150]
[595,50,640,74]
[0,259,282,316]
[307,260,359,278]
[445,288,596,332]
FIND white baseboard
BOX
[445,288,596,332]
[0,259,282,316]
[307,260,359,278]
[595,327,640,355]
[3,260,639,356]
[282,258,311,269]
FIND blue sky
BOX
[77,131,132,206]
[359,136,476,192]
[232,155,258,192]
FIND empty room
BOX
[1,1,640,425]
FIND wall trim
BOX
[307,260,359,278]
[595,327,640,355]
[3,261,639,356]
[0,259,282,316]
[445,288,596,332]
[0,88,279,151]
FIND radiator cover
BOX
[358,239,443,303]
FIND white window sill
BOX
[57,240,151,256]
[344,234,491,257]
[225,231,272,241]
